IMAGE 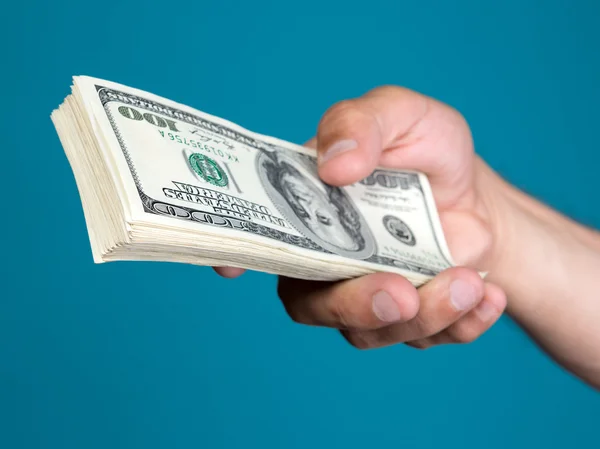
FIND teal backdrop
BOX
[1,1,599,448]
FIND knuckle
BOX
[369,84,410,98]
[326,296,351,329]
[447,104,468,126]
[439,103,471,136]
[406,339,432,350]
[409,313,437,339]
[319,100,368,131]
[342,330,376,350]
[448,322,482,344]
[277,288,307,325]
[282,301,304,324]
[323,99,356,118]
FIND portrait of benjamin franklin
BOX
[257,150,375,259]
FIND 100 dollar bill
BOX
[54,76,455,280]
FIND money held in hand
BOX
[51,76,456,285]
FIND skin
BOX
[214,86,600,390]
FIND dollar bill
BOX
[51,76,456,285]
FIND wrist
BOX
[475,157,599,310]
[474,158,562,299]
[475,157,600,388]
[472,157,527,278]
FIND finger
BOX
[341,267,484,349]
[277,272,420,330]
[405,282,507,349]
[213,267,246,278]
[315,86,469,190]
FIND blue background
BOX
[1,0,599,448]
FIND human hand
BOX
[215,86,508,349]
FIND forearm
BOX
[482,163,600,388]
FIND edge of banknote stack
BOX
[51,81,133,266]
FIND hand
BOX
[215,86,508,350]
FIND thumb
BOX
[315,86,429,186]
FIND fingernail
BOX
[320,139,357,165]
[372,290,402,322]
[450,279,478,311]
[475,301,497,322]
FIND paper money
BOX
[51,76,456,285]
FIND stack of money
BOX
[51,76,456,286]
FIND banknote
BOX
[51,76,455,284]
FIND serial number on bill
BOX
[157,131,239,162]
